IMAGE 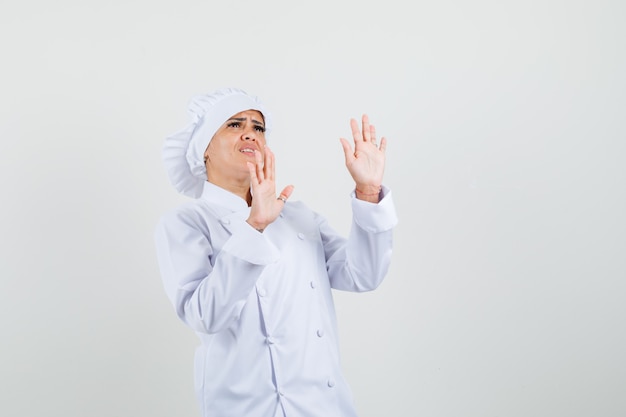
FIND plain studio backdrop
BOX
[1,1,624,416]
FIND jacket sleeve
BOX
[154,209,280,334]
[322,186,398,292]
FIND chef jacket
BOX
[155,181,398,417]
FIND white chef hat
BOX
[162,87,271,198]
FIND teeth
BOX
[241,149,254,153]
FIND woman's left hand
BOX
[340,114,387,201]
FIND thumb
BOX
[279,185,295,200]
[339,138,354,165]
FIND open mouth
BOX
[240,147,257,155]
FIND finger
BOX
[264,145,275,181]
[247,161,259,185]
[370,124,377,144]
[254,149,265,182]
[350,118,361,144]
[340,138,355,165]
[268,149,275,182]
[379,136,387,153]
[362,114,371,142]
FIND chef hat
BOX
[162,87,271,198]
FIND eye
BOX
[227,121,241,128]
[255,125,266,133]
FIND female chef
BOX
[155,88,398,417]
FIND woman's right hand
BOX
[246,145,294,232]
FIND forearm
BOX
[174,253,266,334]
[325,186,398,291]
[327,225,394,292]
[155,216,280,334]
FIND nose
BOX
[241,126,257,141]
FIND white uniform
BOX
[155,181,397,417]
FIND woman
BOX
[155,88,397,417]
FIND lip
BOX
[239,145,258,156]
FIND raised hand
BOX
[339,114,387,202]
[246,145,294,232]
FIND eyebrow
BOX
[227,117,265,127]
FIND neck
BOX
[207,177,252,206]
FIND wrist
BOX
[355,185,381,203]
[246,219,265,233]
[355,184,381,196]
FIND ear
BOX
[204,142,212,164]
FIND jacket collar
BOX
[200,181,249,212]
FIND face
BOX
[204,109,266,186]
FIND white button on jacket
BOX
[155,181,398,417]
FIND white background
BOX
[1,1,625,416]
